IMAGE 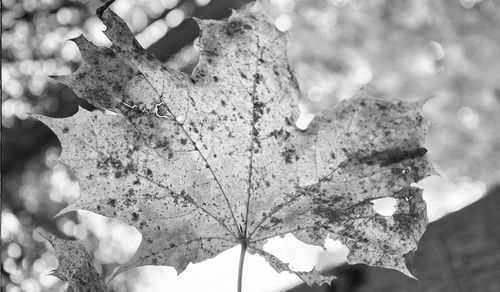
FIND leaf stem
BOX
[237,239,247,292]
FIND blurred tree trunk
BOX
[289,185,500,292]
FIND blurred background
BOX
[2,0,500,291]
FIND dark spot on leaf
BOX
[103,48,116,57]
[226,19,244,37]
[254,101,265,121]
[189,121,199,133]
[125,162,138,174]
[253,73,262,84]
[155,137,170,149]
[314,206,341,224]
[204,49,218,57]
[107,199,116,207]
[131,212,139,221]
[270,217,282,224]
[375,102,389,111]
[62,127,69,133]
[358,147,428,166]
[273,65,279,76]
[112,82,122,93]
[97,156,123,171]
[282,147,296,164]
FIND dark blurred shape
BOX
[148,0,251,62]
[288,185,500,292]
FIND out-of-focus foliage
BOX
[2,0,88,126]
[1,210,63,292]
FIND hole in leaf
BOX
[103,109,118,115]
[371,197,397,216]
[296,103,315,130]
[263,234,349,272]
[320,238,349,270]
[77,210,142,265]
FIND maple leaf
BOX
[41,232,110,292]
[36,2,435,288]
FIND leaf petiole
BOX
[237,239,248,292]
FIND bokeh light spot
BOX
[275,14,292,32]
[457,106,479,129]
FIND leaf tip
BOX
[47,74,60,80]
[67,34,84,43]
[55,205,79,218]
[232,0,273,24]
[427,164,441,177]
[96,0,116,20]
[29,113,50,125]
[191,16,202,26]
[399,264,418,280]
[297,266,336,286]
[415,95,436,108]
[247,0,265,13]
[49,74,73,86]
[25,111,36,119]
[354,88,371,99]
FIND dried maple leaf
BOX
[42,232,110,292]
[37,2,435,288]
